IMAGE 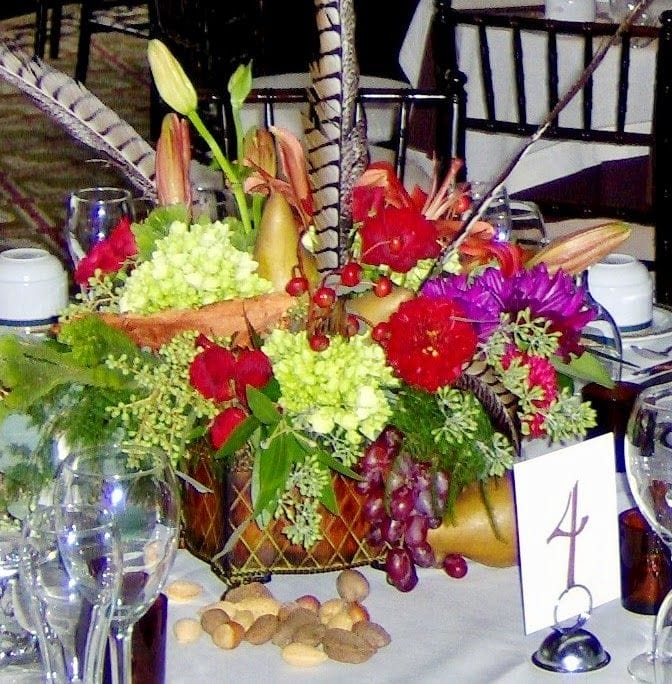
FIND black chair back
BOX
[432,0,672,304]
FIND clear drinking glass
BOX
[65,187,135,268]
[54,444,180,684]
[0,529,38,668]
[625,383,672,682]
[19,504,122,684]
[468,180,512,243]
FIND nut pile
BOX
[167,569,391,667]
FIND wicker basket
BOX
[181,446,384,585]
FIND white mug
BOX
[587,253,653,332]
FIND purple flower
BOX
[421,264,597,358]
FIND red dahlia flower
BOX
[74,215,138,285]
[233,349,273,404]
[360,206,441,273]
[384,296,478,392]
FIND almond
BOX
[281,642,328,667]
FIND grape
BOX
[443,553,468,579]
[363,495,385,524]
[380,517,405,545]
[385,547,418,592]
[405,515,429,547]
[389,485,414,521]
[409,542,436,568]
[413,489,434,518]
[377,425,404,457]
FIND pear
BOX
[346,286,414,326]
[254,191,318,291]
[426,473,517,567]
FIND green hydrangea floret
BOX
[119,219,272,314]
[261,330,399,464]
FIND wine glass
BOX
[19,504,122,684]
[0,529,38,667]
[625,382,672,682]
[65,187,135,268]
[54,443,180,684]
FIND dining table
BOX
[399,0,659,195]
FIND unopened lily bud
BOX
[147,39,197,116]
[156,113,192,209]
[243,128,276,177]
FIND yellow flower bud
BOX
[147,39,197,116]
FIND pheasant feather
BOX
[305,0,369,270]
[0,39,156,199]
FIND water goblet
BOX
[64,187,134,268]
[19,504,122,684]
[625,382,672,682]
[54,443,180,684]
[0,529,38,667]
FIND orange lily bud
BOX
[243,128,277,177]
[155,113,192,210]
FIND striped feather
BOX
[305,0,368,271]
[0,39,156,199]
[455,360,522,456]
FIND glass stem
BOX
[653,587,672,664]
[109,623,134,684]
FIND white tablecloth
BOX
[154,476,643,683]
[399,0,657,194]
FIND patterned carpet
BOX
[0,5,151,263]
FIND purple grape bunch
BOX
[358,426,468,591]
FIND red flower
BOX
[384,296,477,392]
[210,407,248,449]
[74,216,138,285]
[189,345,237,402]
[360,206,440,273]
[501,349,558,438]
[234,349,273,404]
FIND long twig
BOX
[428,0,656,276]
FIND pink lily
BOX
[244,126,314,230]
[155,113,192,210]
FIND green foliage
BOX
[390,386,514,511]
[132,204,189,261]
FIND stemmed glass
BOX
[19,504,122,683]
[54,443,180,684]
[625,382,672,682]
[65,187,135,268]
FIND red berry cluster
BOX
[283,262,393,351]
[357,426,468,591]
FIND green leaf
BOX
[246,386,281,425]
[213,416,260,458]
[316,449,364,481]
[320,479,339,516]
[553,352,614,389]
[132,205,190,260]
[251,433,295,518]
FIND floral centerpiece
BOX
[0,10,630,590]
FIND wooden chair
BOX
[75,1,151,83]
[431,1,672,304]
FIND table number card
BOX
[513,434,620,634]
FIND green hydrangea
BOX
[261,330,399,460]
[119,220,272,314]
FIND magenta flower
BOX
[422,264,596,359]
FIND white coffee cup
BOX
[587,253,653,332]
[0,248,68,331]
